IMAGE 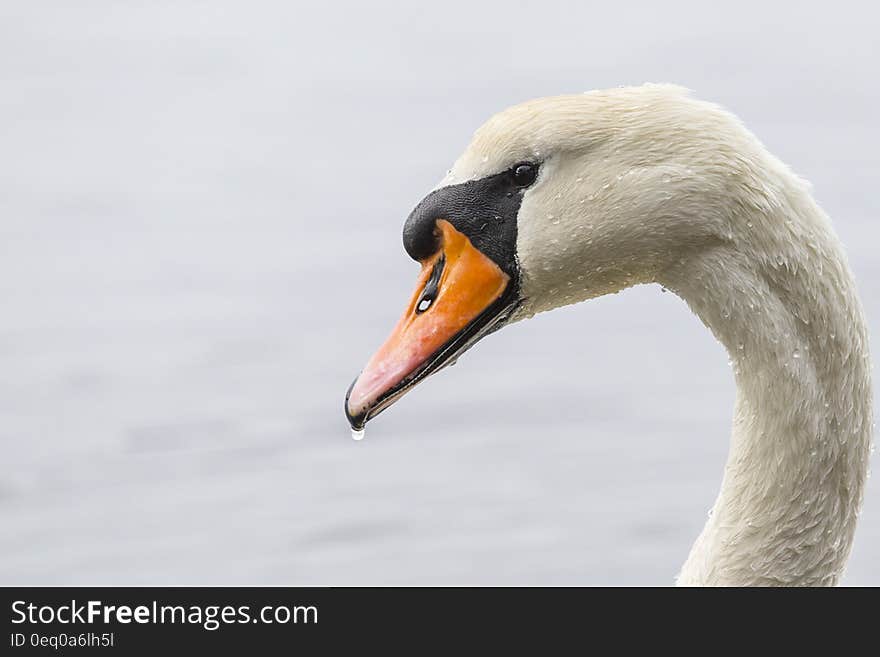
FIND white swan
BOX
[345,84,873,586]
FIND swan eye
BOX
[511,162,538,188]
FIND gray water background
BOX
[1,1,877,584]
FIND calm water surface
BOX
[1,2,877,584]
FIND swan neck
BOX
[659,204,872,586]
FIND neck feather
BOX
[660,191,872,586]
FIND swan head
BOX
[345,84,758,430]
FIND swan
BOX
[343,84,873,586]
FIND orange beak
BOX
[345,220,512,429]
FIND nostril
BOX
[415,255,445,314]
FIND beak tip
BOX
[344,376,367,431]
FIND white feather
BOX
[448,84,873,586]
